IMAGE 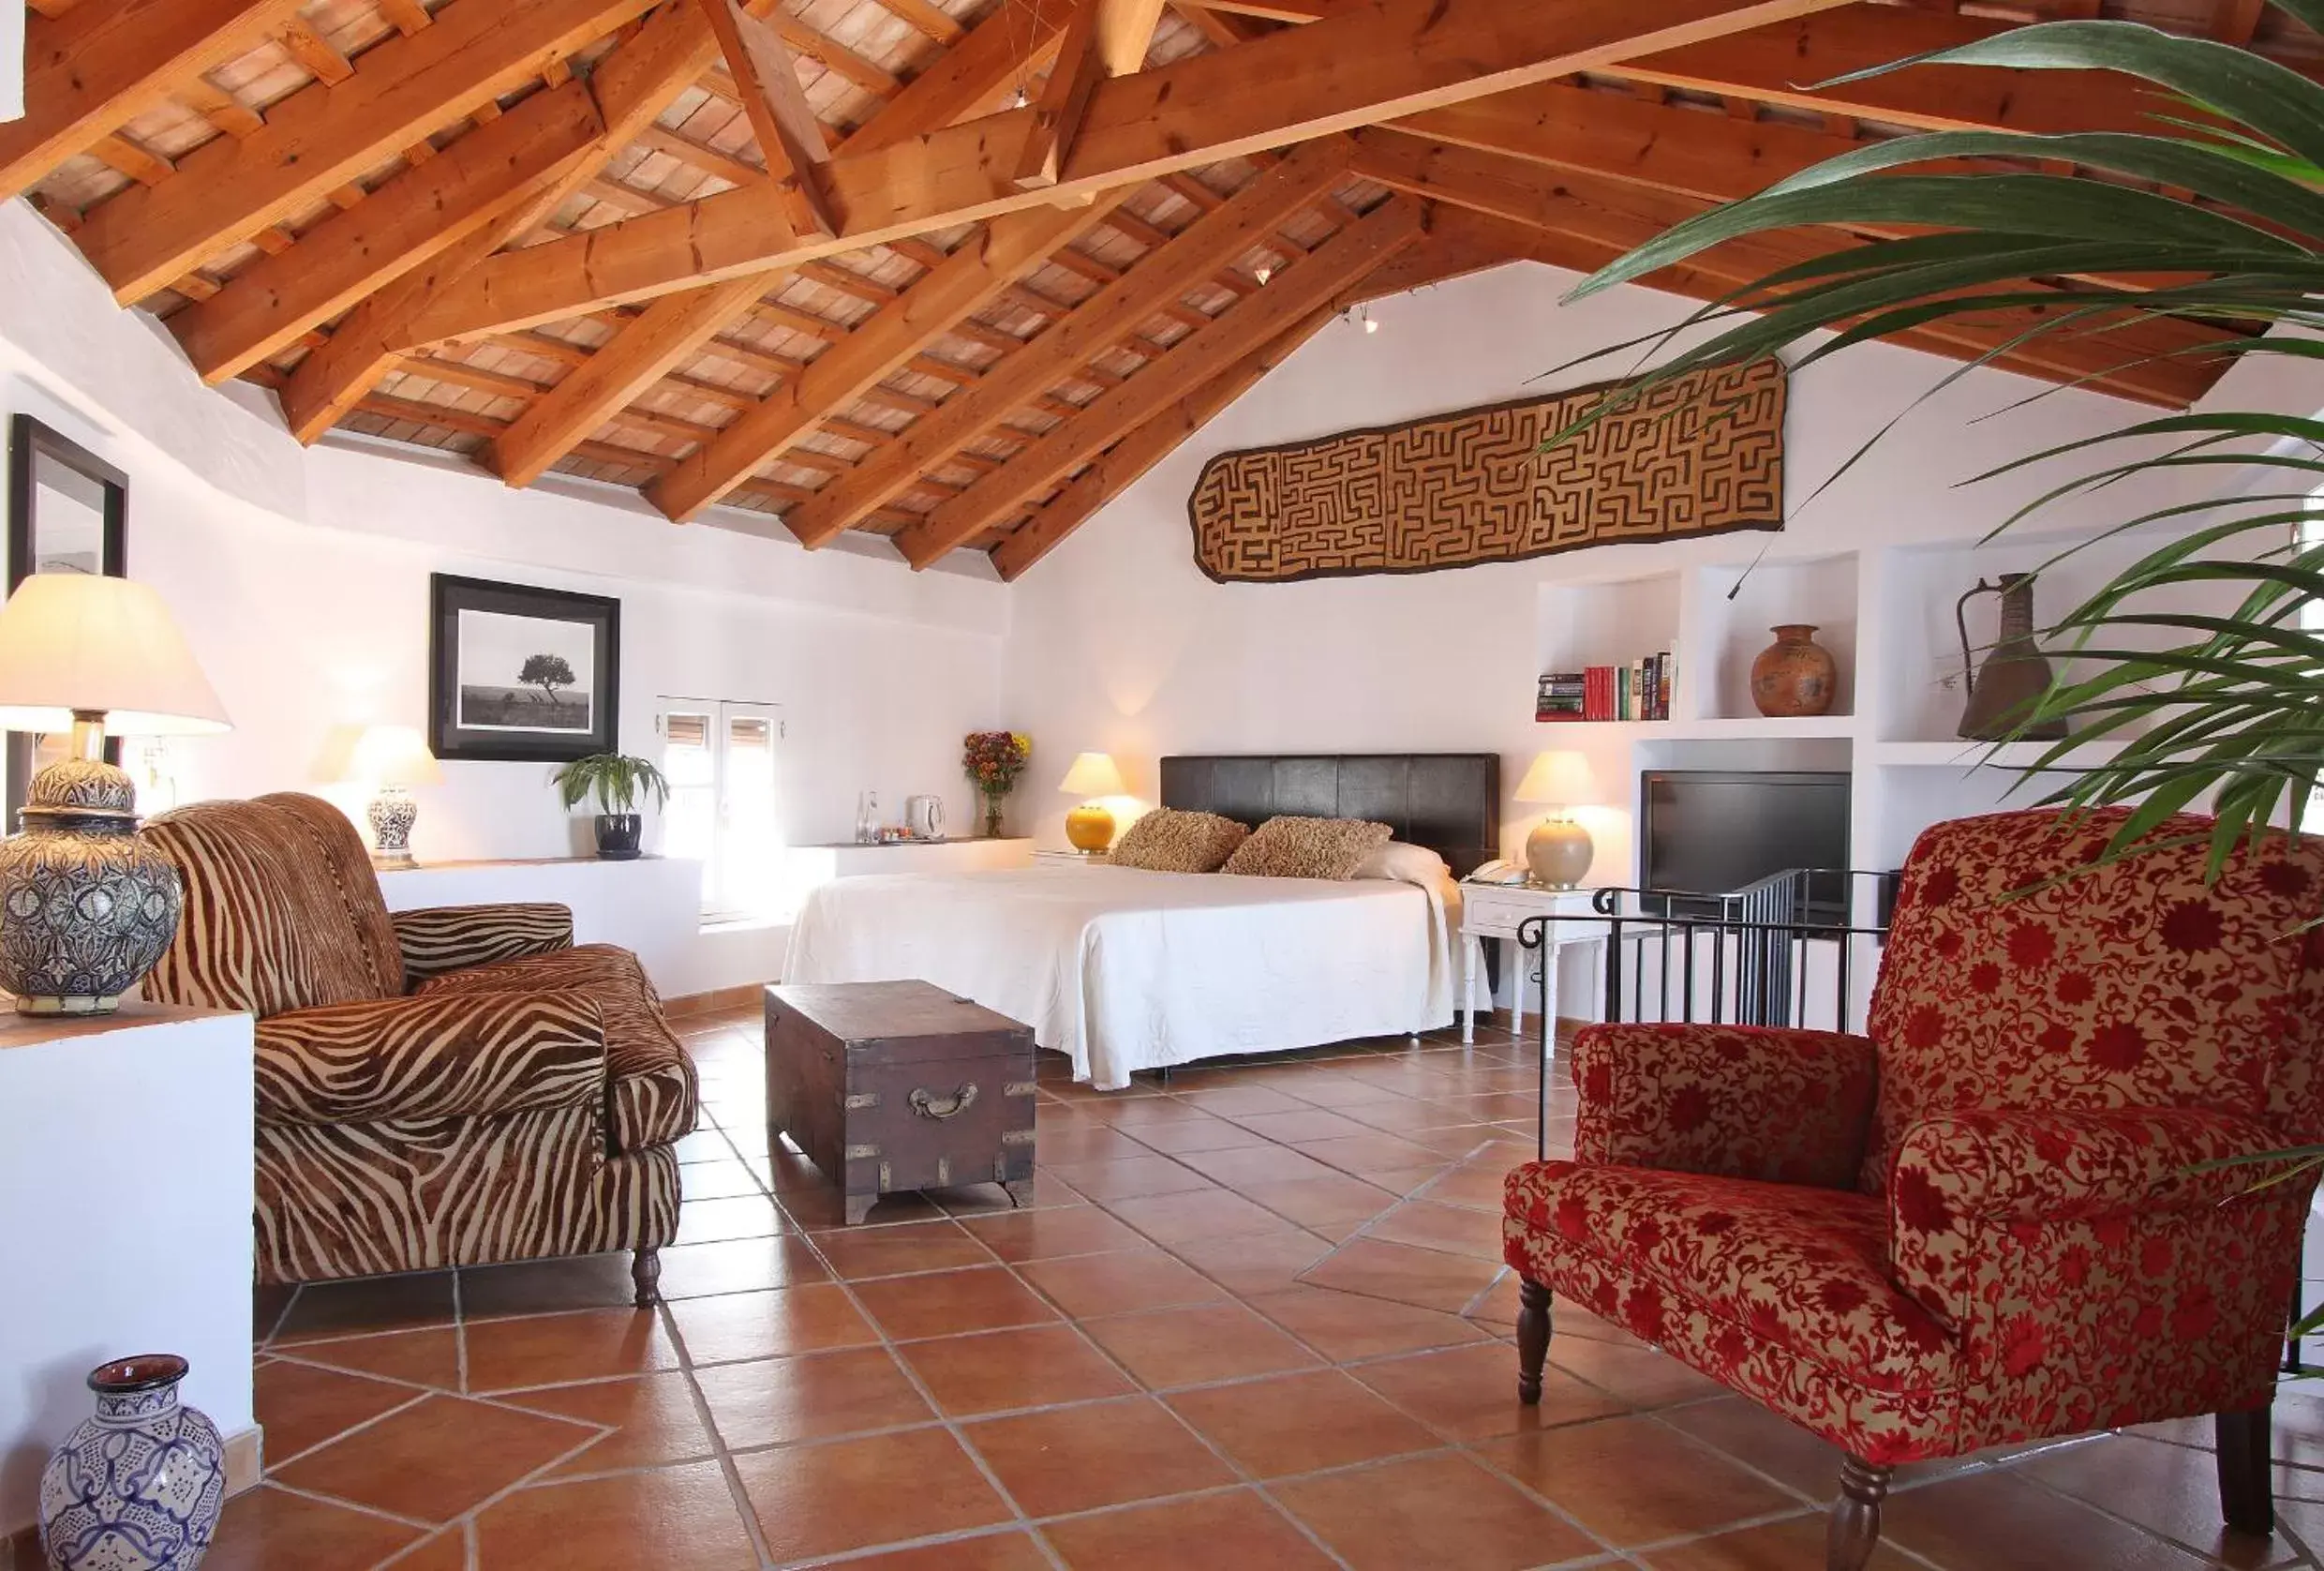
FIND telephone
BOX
[1465,860,1530,887]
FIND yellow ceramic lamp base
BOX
[1065,802,1116,853]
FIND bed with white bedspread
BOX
[781,754,1500,1089]
[782,862,1458,1089]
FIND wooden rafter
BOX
[74,0,659,305]
[0,0,307,202]
[1015,1,1110,190]
[692,0,840,237]
[275,0,738,442]
[648,194,1137,521]
[777,135,1357,549]
[1095,0,1170,74]
[992,302,1337,579]
[490,1,1068,489]
[1357,136,2232,407]
[395,0,1859,342]
[1615,7,2251,136]
[894,195,1423,566]
[172,82,606,383]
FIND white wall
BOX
[999,260,2201,873]
[0,1008,254,1539]
[0,202,1016,993]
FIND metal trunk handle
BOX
[909,1084,979,1120]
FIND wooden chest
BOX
[763,980,1036,1225]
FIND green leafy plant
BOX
[1536,0,2324,1334]
[1542,0,2324,882]
[551,753,671,816]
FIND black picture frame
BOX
[7,415,128,825]
[428,574,620,763]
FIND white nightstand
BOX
[1460,882,1606,1047]
[1034,848,1110,866]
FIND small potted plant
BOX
[551,753,670,860]
[962,731,1031,838]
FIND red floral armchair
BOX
[1503,807,2324,1571]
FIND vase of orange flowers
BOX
[963,731,1031,838]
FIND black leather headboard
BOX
[1159,754,1501,878]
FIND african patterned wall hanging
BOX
[1186,357,1785,584]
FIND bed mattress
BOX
[782,865,1456,1089]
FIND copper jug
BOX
[1956,574,2066,741]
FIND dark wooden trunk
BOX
[765,980,1036,1224]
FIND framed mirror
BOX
[7,415,127,826]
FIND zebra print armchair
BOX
[140,792,695,1306]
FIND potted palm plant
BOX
[551,753,671,860]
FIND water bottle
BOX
[856,791,878,845]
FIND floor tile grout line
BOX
[650,1285,784,1571]
[255,1387,438,1474]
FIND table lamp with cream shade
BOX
[1515,749,1597,890]
[1059,751,1127,854]
[0,574,231,1013]
[332,723,444,868]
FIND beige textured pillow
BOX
[1222,815,1394,880]
[1109,808,1250,873]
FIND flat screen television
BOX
[1639,771,1852,923]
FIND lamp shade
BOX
[1515,750,1596,807]
[1059,751,1126,798]
[344,724,443,788]
[0,574,230,736]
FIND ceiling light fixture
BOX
[1254,264,1273,285]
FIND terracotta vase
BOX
[1749,624,1837,718]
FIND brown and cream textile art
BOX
[1222,815,1394,880]
[1109,808,1251,873]
[1186,359,1785,583]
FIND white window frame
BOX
[657,696,786,924]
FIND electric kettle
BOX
[904,795,946,840]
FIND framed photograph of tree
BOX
[428,574,620,763]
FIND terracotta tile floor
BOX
[224,1009,2324,1569]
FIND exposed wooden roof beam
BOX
[1017,2,1110,190]
[494,272,786,486]
[173,82,605,383]
[1616,7,2247,136]
[76,0,659,305]
[1356,135,2231,407]
[1379,87,2175,293]
[398,0,1858,342]
[0,0,306,202]
[648,195,1135,520]
[490,0,1060,491]
[991,302,1337,578]
[895,195,1422,566]
[877,0,967,46]
[1096,0,1170,74]
[276,0,740,441]
[693,0,840,237]
[777,135,1356,548]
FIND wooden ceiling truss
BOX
[7,0,2302,576]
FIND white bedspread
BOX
[782,866,1456,1089]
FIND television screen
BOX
[1640,771,1852,922]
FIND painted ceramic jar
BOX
[40,1355,225,1571]
[1749,624,1838,718]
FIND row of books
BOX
[1537,653,1675,723]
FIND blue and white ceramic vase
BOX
[39,1354,224,1571]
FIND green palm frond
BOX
[1538,0,2324,875]
[550,754,672,815]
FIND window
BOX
[659,697,785,922]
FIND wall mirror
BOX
[6,415,127,827]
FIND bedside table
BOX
[1460,883,1604,1048]
[1033,848,1110,866]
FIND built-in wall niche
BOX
[1868,524,2235,746]
[1536,571,1682,714]
[1693,552,1859,722]
[1859,761,2054,876]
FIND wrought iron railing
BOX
[1516,869,1897,1160]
